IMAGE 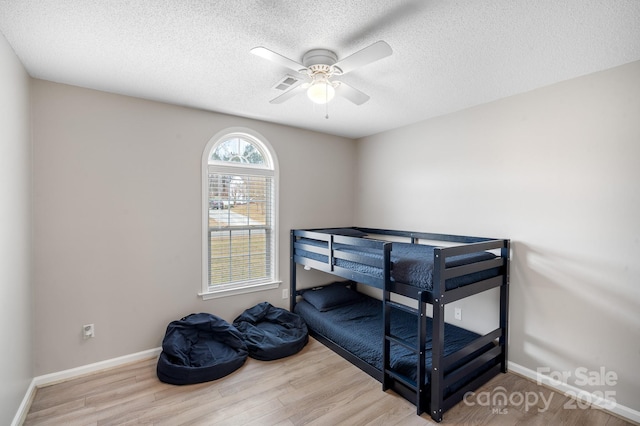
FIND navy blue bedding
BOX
[294,295,493,385]
[295,238,499,291]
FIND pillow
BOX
[314,228,368,238]
[301,283,363,312]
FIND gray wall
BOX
[0,33,32,424]
[354,61,640,410]
[31,80,356,375]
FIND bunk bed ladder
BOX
[382,292,427,415]
[430,247,446,423]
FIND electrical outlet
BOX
[454,307,462,321]
[83,324,95,339]
[282,288,289,299]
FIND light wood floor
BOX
[24,338,632,426]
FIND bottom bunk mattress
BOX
[294,291,494,387]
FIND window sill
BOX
[198,280,281,300]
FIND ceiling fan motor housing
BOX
[302,49,338,67]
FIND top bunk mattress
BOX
[294,237,499,291]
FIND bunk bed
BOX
[290,227,510,422]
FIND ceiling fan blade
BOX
[251,47,307,73]
[333,41,392,75]
[335,82,370,105]
[269,81,306,104]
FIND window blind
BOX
[207,172,274,287]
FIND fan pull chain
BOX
[325,85,329,119]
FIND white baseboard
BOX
[12,347,161,426]
[508,361,640,424]
[11,380,37,426]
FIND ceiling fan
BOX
[251,41,392,105]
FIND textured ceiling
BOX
[1,0,639,139]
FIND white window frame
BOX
[200,128,280,299]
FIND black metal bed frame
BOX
[290,227,510,422]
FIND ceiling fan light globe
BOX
[307,81,335,104]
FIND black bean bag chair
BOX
[157,313,248,385]
[233,302,308,361]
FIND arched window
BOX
[201,129,279,298]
